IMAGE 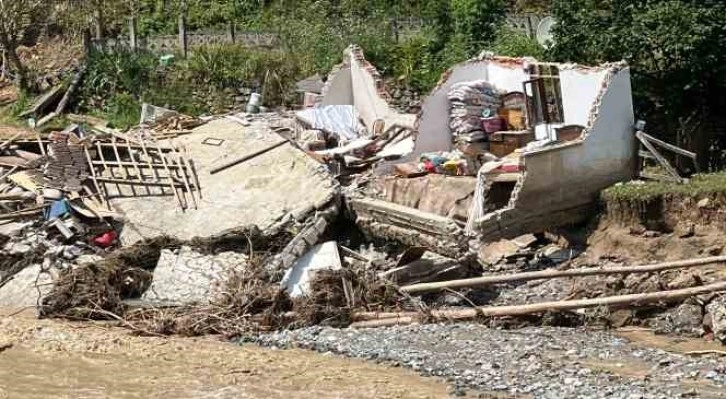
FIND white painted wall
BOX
[320,50,416,133]
[559,68,608,126]
[321,68,354,106]
[477,67,636,238]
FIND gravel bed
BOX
[250,324,726,398]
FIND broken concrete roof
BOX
[113,116,338,245]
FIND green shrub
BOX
[104,93,141,130]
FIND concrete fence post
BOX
[178,0,188,58]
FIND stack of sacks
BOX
[448,80,503,142]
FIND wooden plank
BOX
[0,132,24,152]
[169,140,197,209]
[110,136,138,196]
[125,137,152,196]
[94,176,187,188]
[209,140,287,175]
[153,140,186,210]
[639,131,696,159]
[89,160,183,169]
[186,148,202,200]
[95,141,123,197]
[637,132,682,182]
[138,138,165,196]
[401,256,726,294]
[352,280,726,328]
[83,145,110,209]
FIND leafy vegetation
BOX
[549,0,726,170]
[602,173,726,202]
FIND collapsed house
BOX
[9,43,726,343]
[322,50,636,252]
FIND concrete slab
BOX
[142,246,248,305]
[281,241,342,298]
[0,265,53,308]
[113,117,338,244]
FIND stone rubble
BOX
[253,324,726,398]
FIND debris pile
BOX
[0,44,724,350]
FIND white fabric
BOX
[296,105,361,140]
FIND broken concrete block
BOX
[0,222,27,238]
[379,251,466,286]
[650,302,704,337]
[0,264,54,308]
[281,241,342,298]
[142,246,248,305]
[511,233,537,249]
[478,239,519,266]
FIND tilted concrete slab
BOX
[114,117,338,245]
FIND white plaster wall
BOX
[321,68,354,106]
[350,57,390,130]
[413,60,529,155]
[559,68,609,126]
[478,67,635,238]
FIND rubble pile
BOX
[0,44,723,352]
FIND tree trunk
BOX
[352,280,726,328]
[5,46,28,91]
[93,7,104,40]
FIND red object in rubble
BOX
[495,164,523,173]
[423,160,436,173]
[93,230,117,248]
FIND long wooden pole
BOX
[351,280,726,328]
[209,140,287,175]
[400,256,726,294]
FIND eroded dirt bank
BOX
[0,310,449,399]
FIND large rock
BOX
[651,302,704,337]
[142,246,247,305]
[705,296,726,343]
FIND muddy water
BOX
[0,311,449,399]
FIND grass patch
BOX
[602,172,726,202]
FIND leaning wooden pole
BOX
[400,256,726,294]
[351,280,726,328]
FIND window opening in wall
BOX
[523,64,564,127]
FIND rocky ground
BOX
[253,323,726,399]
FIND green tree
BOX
[550,0,726,169]
[0,0,50,90]
[450,0,507,56]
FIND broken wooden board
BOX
[380,251,467,286]
[19,84,65,118]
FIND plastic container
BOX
[248,92,262,107]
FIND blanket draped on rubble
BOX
[296,105,361,141]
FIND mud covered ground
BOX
[0,310,450,399]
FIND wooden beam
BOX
[639,131,696,159]
[352,280,726,328]
[209,140,287,175]
[637,132,682,182]
[94,177,186,188]
[400,256,726,294]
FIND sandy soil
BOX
[0,310,450,399]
